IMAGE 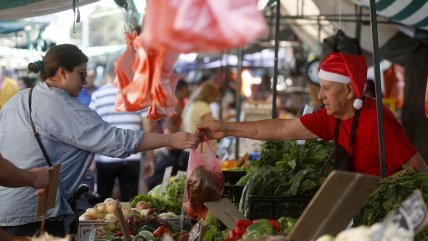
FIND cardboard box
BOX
[287,171,379,241]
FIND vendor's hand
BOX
[169,132,199,149]
[29,167,49,195]
[144,159,155,178]
[197,120,227,140]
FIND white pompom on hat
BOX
[318,52,368,109]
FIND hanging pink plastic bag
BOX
[143,0,267,53]
[183,139,224,219]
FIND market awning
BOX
[0,0,100,20]
[352,0,428,31]
[276,0,427,62]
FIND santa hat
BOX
[318,52,367,109]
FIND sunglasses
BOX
[75,70,87,81]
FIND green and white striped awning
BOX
[0,0,99,20]
[353,0,428,31]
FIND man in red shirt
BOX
[197,52,427,176]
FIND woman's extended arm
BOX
[135,132,199,152]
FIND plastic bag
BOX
[321,29,362,60]
[114,31,138,112]
[143,0,266,53]
[183,141,224,219]
[114,32,180,117]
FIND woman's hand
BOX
[169,132,199,149]
[197,120,227,140]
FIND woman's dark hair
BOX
[28,44,88,81]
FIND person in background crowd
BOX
[0,44,198,237]
[89,64,155,202]
[182,80,220,149]
[18,76,37,90]
[198,52,428,177]
[364,79,376,99]
[146,79,190,189]
[76,67,98,106]
[0,154,49,241]
[0,67,19,109]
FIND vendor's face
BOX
[318,80,352,118]
[60,63,88,97]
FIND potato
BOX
[84,208,100,220]
[95,203,106,213]
[105,203,116,214]
[104,198,115,205]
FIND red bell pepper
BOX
[235,219,253,228]
[268,219,281,232]
[153,226,170,238]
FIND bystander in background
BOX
[146,79,190,189]
[89,64,154,201]
[77,67,98,106]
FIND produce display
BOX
[236,140,333,216]
[131,173,186,215]
[77,139,428,241]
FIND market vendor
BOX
[0,44,199,237]
[198,52,428,177]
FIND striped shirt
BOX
[90,83,147,163]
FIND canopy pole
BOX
[369,0,387,178]
[235,48,244,160]
[272,0,281,119]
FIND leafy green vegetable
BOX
[237,140,333,216]
[132,173,186,215]
[354,166,428,241]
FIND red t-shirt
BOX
[300,98,416,176]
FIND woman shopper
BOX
[0,44,198,237]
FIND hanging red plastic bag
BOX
[114,31,138,112]
[183,140,224,219]
[147,73,180,120]
[425,77,428,119]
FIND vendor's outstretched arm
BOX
[136,132,198,152]
[406,153,428,173]
[197,118,317,141]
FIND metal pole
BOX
[219,53,224,121]
[355,5,362,41]
[235,48,244,160]
[272,0,281,119]
[369,0,387,178]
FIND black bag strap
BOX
[29,87,53,167]
[319,99,364,175]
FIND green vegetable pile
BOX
[353,166,428,241]
[130,173,186,214]
[237,140,333,216]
